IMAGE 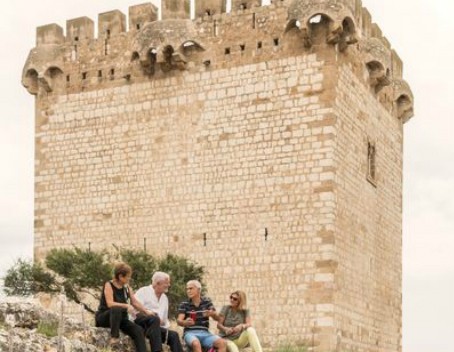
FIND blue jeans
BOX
[184,329,220,348]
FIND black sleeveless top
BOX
[97,281,130,313]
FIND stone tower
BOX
[22,0,414,351]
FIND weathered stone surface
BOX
[0,302,134,352]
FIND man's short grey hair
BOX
[152,271,170,285]
[187,280,202,291]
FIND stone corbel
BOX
[392,79,414,123]
[38,75,52,93]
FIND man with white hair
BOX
[177,280,226,352]
[135,271,183,352]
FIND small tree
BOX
[3,259,57,296]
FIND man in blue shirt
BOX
[177,280,226,352]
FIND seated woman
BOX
[95,262,158,352]
[217,290,263,352]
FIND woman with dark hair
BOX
[217,290,263,352]
[95,262,158,351]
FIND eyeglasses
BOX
[230,296,239,301]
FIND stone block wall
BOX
[22,1,414,350]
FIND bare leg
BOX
[191,339,203,352]
[214,338,226,352]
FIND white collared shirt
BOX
[135,285,170,328]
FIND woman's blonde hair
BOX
[231,290,247,310]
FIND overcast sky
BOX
[0,1,453,351]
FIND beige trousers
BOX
[225,327,263,352]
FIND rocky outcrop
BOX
[0,301,135,351]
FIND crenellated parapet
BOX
[287,0,358,50]
[21,0,413,121]
[131,19,206,74]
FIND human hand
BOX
[185,318,195,327]
[146,309,156,316]
[232,324,243,333]
[127,305,135,314]
[225,327,234,335]
[204,309,216,318]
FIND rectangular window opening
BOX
[214,20,219,37]
[367,141,377,185]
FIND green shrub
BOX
[273,344,308,352]
[120,249,158,289]
[3,259,57,296]
[46,248,111,288]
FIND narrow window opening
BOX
[206,9,211,16]
[136,23,141,30]
[273,38,279,46]
[98,70,102,78]
[74,36,79,42]
[214,20,219,36]
[367,141,377,184]
[252,13,256,29]
[240,44,245,51]
[72,45,78,61]
[106,29,111,38]
[225,47,230,55]
[240,3,247,10]
[109,68,115,79]
[257,41,262,49]
[82,72,87,80]
[66,75,70,82]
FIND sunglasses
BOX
[230,295,239,301]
